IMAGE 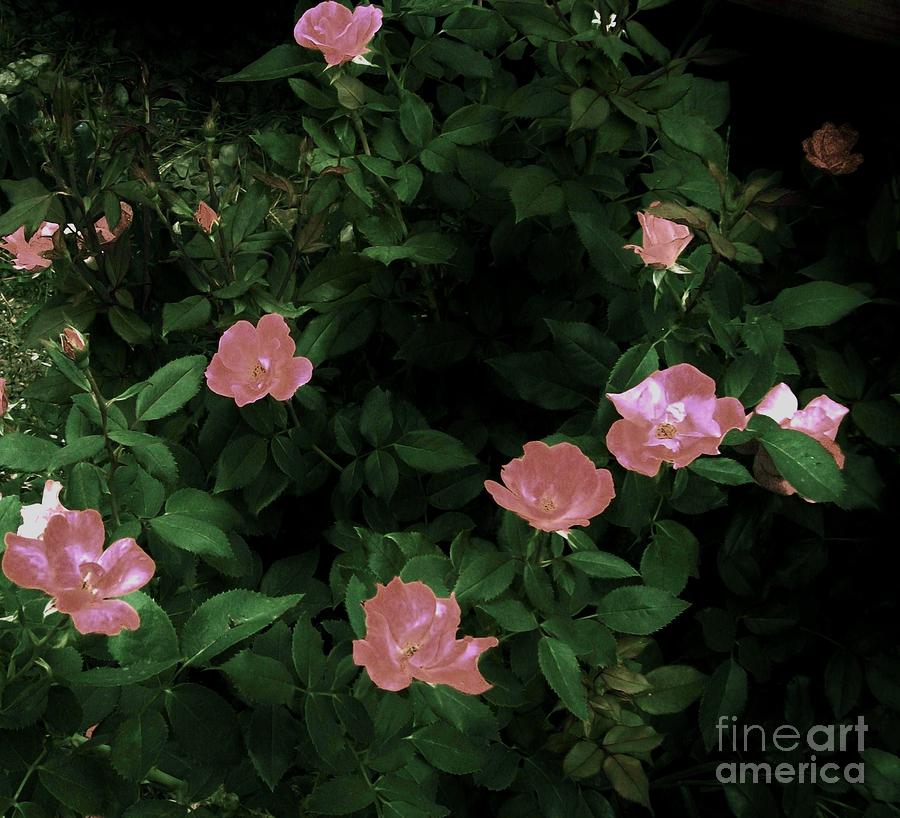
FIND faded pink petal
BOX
[755,383,798,425]
[205,313,314,407]
[94,538,157,597]
[352,577,497,695]
[605,363,747,475]
[17,480,68,539]
[484,441,615,533]
[56,592,141,636]
[194,201,220,233]
[92,202,133,244]
[624,208,692,269]
[294,2,384,67]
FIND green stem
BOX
[86,369,121,529]
[351,112,372,156]
[287,402,343,472]
[13,748,47,803]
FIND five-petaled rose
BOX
[205,313,314,407]
[751,383,849,500]
[802,122,863,175]
[294,1,383,67]
[624,203,693,270]
[0,221,59,271]
[352,577,498,694]
[484,441,616,535]
[3,506,156,636]
[605,363,747,477]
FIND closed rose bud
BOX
[60,326,88,363]
[802,122,863,175]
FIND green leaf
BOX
[441,104,501,145]
[699,658,747,751]
[545,319,618,385]
[135,355,206,422]
[640,520,699,595]
[108,591,179,667]
[360,386,393,447]
[247,705,303,790]
[48,435,105,470]
[659,110,724,164]
[538,636,588,720]
[602,725,664,754]
[165,683,241,764]
[411,722,487,774]
[393,430,478,473]
[564,741,605,779]
[108,307,152,345]
[479,599,538,632]
[38,754,105,815]
[772,281,868,329]
[862,749,900,802]
[251,129,303,171]
[221,649,296,706]
[0,496,22,538]
[507,165,564,222]
[758,424,845,503]
[220,44,315,81]
[180,589,302,666]
[307,774,377,814]
[454,553,516,603]
[214,434,268,493]
[825,650,862,719]
[400,92,434,147]
[110,710,168,782]
[564,551,639,579]
[148,513,232,558]
[596,585,689,635]
[602,754,651,811]
[688,457,754,485]
[636,664,707,715]
[488,351,587,410]
[345,574,368,638]
[569,88,610,131]
[292,616,326,688]
[162,296,211,335]
[0,433,60,471]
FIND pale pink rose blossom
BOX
[205,313,314,407]
[605,363,747,477]
[751,383,849,499]
[194,201,220,233]
[17,479,68,539]
[0,221,60,271]
[3,508,156,636]
[0,378,8,417]
[624,204,693,269]
[294,2,384,67]
[484,441,616,534]
[352,577,498,694]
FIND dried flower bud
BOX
[802,122,864,175]
[0,377,8,417]
[60,326,88,363]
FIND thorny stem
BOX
[86,369,121,529]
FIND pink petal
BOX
[59,596,141,636]
[755,383,799,425]
[413,636,499,695]
[791,395,849,442]
[607,377,668,425]
[94,538,156,597]
[42,510,105,589]
[216,320,261,370]
[606,419,664,477]
[2,532,54,592]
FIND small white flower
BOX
[591,10,618,32]
[591,10,603,27]
[606,13,618,31]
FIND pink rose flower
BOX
[194,201,220,234]
[484,441,616,535]
[352,577,499,694]
[205,313,314,407]
[0,378,7,417]
[751,383,849,499]
[606,363,747,477]
[17,479,68,539]
[623,204,693,269]
[294,1,384,67]
[0,221,60,271]
[2,508,156,636]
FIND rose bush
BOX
[0,1,897,817]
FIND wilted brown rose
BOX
[802,122,863,175]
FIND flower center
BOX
[656,422,678,439]
[79,562,105,597]
[400,643,420,661]
[539,497,557,513]
[250,361,267,379]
